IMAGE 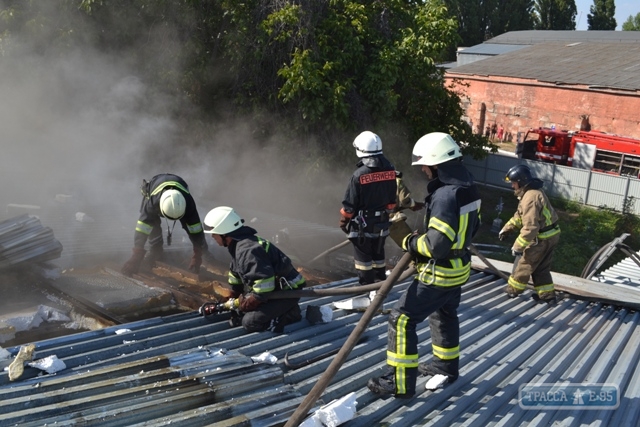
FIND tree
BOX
[444,0,535,48]
[587,0,616,30]
[534,0,577,30]
[622,13,640,30]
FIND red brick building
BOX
[445,31,640,142]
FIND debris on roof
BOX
[0,214,62,270]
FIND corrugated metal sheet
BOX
[2,268,640,426]
[448,42,640,92]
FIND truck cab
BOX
[517,127,573,165]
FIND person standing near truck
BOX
[499,164,560,305]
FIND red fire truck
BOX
[517,127,640,177]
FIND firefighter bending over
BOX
[499,164,560,305]
[122,173,208,276]
[368,132,481,397]
[339,131,397,287]
[200,206,305,333]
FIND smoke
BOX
[0,8,356,267]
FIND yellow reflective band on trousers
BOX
[432,344,460,361]
[535,283,555,293]
[416,260,470,287]
[508,276,527,290]
[136,221,153,235]
[387,314,418,395]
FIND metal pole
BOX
[283,252,413,427]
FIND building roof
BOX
[448,41,640,92]
[2,264,640,426]
[488,30,640,45]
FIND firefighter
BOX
[499,164,560,304]
[200,206,305,333]
[388,170,425,248]
[368,132,481,398]
[339,131,397,287]
[121,173,208,276]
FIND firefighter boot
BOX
[270,304,302,333]
[532,290,557,306]
[504,284,522,298]
[367,367,415,399]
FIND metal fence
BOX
[464,152,640,215]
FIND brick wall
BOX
[446,74,640,141]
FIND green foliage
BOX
[587,0,616,30]
[622,13,640,31]
[534,0,577,30]
[444,0,535,48]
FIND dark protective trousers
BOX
[509,234,560,296]
[350,235,387,285]
[387,279,461,394]
[242,297,300,332]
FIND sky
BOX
[575,0,638,30]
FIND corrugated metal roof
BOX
[448,41,640,92]
[3,267,640,426]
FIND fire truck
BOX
[517,127,640,178]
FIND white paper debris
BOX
[115,329,132,335]
[251,351,278,364]
[333,297,370,310]
[75,212,95,222]
[28,355,66,374]
[319,306,333,323]
[300,392,358,427]
[425,374,448,390]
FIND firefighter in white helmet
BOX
[499,164,560,304]
[199,206,306,333]
[340,131,397,287]
[121,173,208,276]
[368,132,481,398]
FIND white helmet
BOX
[353,131,383,158]
[203,206,244,235]
[159,189,186,220]
[411,132,462,166]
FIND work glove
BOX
[498,229,510,241]
[121,247,146,277]
[189,246,203,274]
[512,249,523,257]
[339,215,350,234]
[239,292,266,312]
[411,201,425,211]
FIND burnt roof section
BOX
[448,41,640,92]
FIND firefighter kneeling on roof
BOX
[199,206,305,333]
[499,164,560,305]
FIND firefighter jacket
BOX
[402,161,481,287]
[340,155,397,238]
[501,179,560,253]
[134,173,206,250]
[225,226,306,298]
